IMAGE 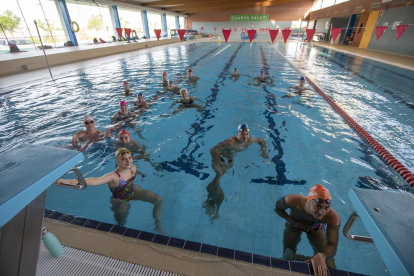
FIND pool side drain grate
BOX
[36,242,181,276]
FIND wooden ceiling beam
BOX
[163,0,281,11]
[142,0,223,7]
[172,0,297,13]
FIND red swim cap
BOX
[307,184,331,202]
[188,68,192,72]
[118,129,131,138]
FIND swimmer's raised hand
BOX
[72,133,79,146]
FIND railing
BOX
[54,167,87,190]
[343,211,374,243]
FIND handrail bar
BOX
[54,167,87,190]
[343,211,374,243]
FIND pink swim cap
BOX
[163,71,167,76]
[123,81,128,84]
[118,129,131,138]
[120,101,127,106]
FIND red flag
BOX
[375,26,387,41]
[116,28,123,39]
[154,29,161,41]
[124,28,131,37]
[305,29,316,43]
[177,29,186,41]
[331,28,341,43]
[234,28,237,32]
[247,29,256,43]
[282,29,291,43]
[222,29,231,42]
[396,24,408,41]
[269,29,279,43]
[214,27,217,31]
[201,27,204,30]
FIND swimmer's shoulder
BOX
[285,194,307,208]
[326,207,341,226]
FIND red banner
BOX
[124,28,131,38]
[154,29,161,41]
[396,24,408,41]
[375,26,387,41]
[234,28,237,32]
[331,28,341,43]
[247,29,256,43]
[222,29,231,43]
[177,29,186,41]
[282,29,291,43]
[214,27,217,31]
[116,28,123,39]
[269,29,279,44]
[305,29,316,43]
[201,27,204,30]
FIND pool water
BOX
[1,41,413,276]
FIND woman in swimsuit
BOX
[170,88,204,114]
[56,148,163,231]
[111,101,136,123]
[162,71,168,87]
[123,81,131,95]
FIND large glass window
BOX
[321,0,336,9]
[148,12,161,38]
[66,1,113,45]
[179,16,184,29]
[311,0,323,11]
[117,8,144,37]
[166,15,176,36]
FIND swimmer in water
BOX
[166,79,181,95]
[115,129,161,170]
[111,101,137,124]
[275,184,340,275]
[134,93,150,110]
[170,88,204,114]
[56,148,163,231]
[186,68,200,84]
[123,81,131,95]
[253,70,274,84]
[232,68,239,77]
[72,114,113,151]
[203,124,268,220]
[162,71,168,87]
[283,77,308,98]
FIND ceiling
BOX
[112,0,298,15]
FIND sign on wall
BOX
[230,15,269,21]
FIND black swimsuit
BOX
[181,99,194,107]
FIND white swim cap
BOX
[83,114,94,122]
[180,88,188,94]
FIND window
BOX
[321,0,336,9]
[117,8,144,37]
[166,15,176,35]
[179,16,184,29]
[148,13,161,38]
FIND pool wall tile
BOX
[83,219,101,229]
[71,217,87,226]
[168,237,185,249]
[235,250,252,263]
[97,222,114,232]
[44,209,53,218]
[123,228,140,239]
[348,272,367,276]
[200,244,218,256]
[49,211,63,220]
[290,261,310,274]
[271,257,290,270]
[59,214,75,223]
[328,267,349,276]
[183,241,201,252]
[152,234,169,245]
[138,231,155,242]
[253,254,271,267]
[217,247,235,259]
[110,225,127,235]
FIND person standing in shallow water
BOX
[56,148,163,232]
[203,124,268,220]
[275,184,340,276]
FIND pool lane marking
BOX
[252,45,306,186]
[271,44,414,187]
[191,43,233,73]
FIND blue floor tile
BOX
[200,244,218,256]
[168,237,185,249]
[123,228,140,239]
[71,217,87,226]
[184,241,201,252]
[49,211,64,220]
[138,231,155,242]
[97,222,113,232]
[60,214,75,223]
[43,209,53,218]
[271,257,290,271]
[110,225,127,235]
[328,267,349,276]
[253,254,271,267]
[235,251,252,263]
[290,261,310,274]
[83,219,101,229]
[218,247,235,259]
[152,234,169,245]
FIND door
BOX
[352,12,369,47]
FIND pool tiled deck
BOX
[44,210,364,276]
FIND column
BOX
[54,0,78,46]
[109,5,121,39]
[176,15,180,29]
[162,13,168,36]
[141,10,150,38]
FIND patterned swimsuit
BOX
[110,168,135,201]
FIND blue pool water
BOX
[1,42,413,275]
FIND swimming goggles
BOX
[314,198,332,204]
[116,150,132,160]
[84,120,94,125]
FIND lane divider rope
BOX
[272,44,414,188]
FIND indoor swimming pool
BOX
[1,41,413,276]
